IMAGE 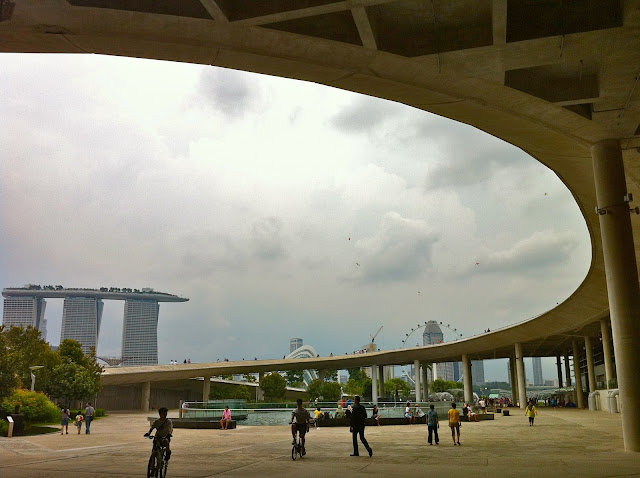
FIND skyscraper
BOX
[423,320,454,381]
[532,357,543,386]
[2,296,48,340]
[290,337,303,353]
[121,299,160,366]
[60,297,104,354]
[472,360,485,384]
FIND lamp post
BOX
[29,365,44,392]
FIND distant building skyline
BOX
[2,296,48,340]
[2,285,187,362]
[532,357,543,386]
[122,299,160,366]
[290,337,303,354]
[60,297,104,354]
[423,320,454,381]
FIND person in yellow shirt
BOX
[448,402,461,446]
[314,407,323,428]
[525,401,538,426]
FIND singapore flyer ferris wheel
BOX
[401,320,465,348]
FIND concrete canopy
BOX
[3,1,640,384]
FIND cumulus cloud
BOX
[343,212,440,284]
[197,67,257,117]
[479,229,580,274]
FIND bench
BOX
[460,413,494,422]
[147,417,237,429]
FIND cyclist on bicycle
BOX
[145,407,173,461]
[290,398,310,455]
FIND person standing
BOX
[84,402,95,434]
[350,395,372,457]
[526,401,538,426]
[427,404,439,445]
[448,402,461,446]
[60,407,70,435]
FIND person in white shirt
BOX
[405,402,415,424]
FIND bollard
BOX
[7,416,14,438]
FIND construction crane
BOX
[362,326,383,353]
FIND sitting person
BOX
[466,404,479,422]
[415,405,425,421]
[405,402,415,424]
[335,404,345,419]
[345,405,353,419]
[220,406,232,430]
[372,405,380,426]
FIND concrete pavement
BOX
[1,408,639,477]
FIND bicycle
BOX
[146,434,170,478]
[289,422,307,460]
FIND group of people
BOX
[169,359,191,365]
[60,402,95,435]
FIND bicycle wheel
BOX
[291,444,297,461]
[147,453,158,478]
[161,451,169,478]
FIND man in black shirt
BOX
[349,395,373,457]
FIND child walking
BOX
[75,411,84,434]
[526,401,537,426]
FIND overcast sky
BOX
[0,53,591,382]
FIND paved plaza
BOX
[1,408,640,477]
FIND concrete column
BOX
[462,354,473,404]
[258,372,265,401]
[600,318,615,385]
[141,381,151,412]
[556,356,564,388]
[515,343,527,409]
[592,139,640,451]
[584,336,597,394]
[202,376,211,403]
[509,355,518,402]
[421,363,429,401]
[379,366,385,397]
[564,352,572,387]
[371,365,378,404]
[432,362,438,380]
[414,360,421,402]
[572,339,584,409]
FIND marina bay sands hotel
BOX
[1,285,188,365]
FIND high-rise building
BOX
[532,357,543,386]
[122,299,160,366]
[60,297,104,354]
[472,360,485,384]
[507,361,511,385]
[290,337,303,353]
[423,320,454,381]
[2,296,48,340]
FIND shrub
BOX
[95,408,106,418]
[0,419,8,437]
[1,389,60,423]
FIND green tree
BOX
[431,379,462,393]
[321,382,342,401]
[48,362,99,406]
[384,378,411,400]
[260,373,286,399]
[321,370,338,381]
[243,374,257,383]
[47,339,103,404]
[0,332,19,400]
[285,370,305,387]
[348,368,367,382]
[306,379,324,400]
[231,385,252,400]
[2,326,60,392]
